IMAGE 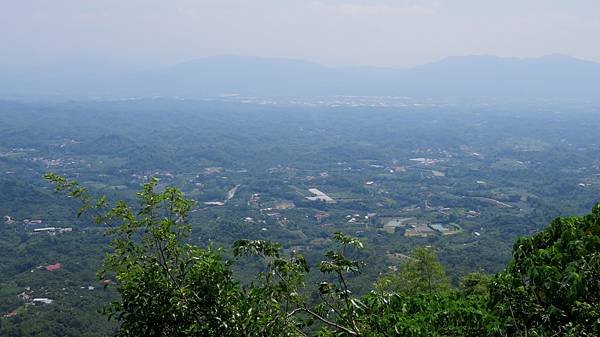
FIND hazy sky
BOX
[2,0,600,68]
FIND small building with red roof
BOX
[45,263,62,271]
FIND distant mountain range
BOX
[2,54,599,102]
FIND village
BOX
[1,112,599,327]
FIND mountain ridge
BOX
[2,54,599,101]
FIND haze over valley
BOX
[1,1,599,336]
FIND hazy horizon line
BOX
[3,52,599,72]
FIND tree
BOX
[364,248,502,336]
[374,247,451,295]
[459,272,492,297]
[489,203,600,336]
[360,290,501,337]
[235,232,367,336]
[44,174,297,336]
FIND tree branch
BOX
[291,306,359,336]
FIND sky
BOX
[1,0,600,69]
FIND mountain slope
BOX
[2,54,599,101]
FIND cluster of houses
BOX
[4,217,74,235]
[16,289,54,307]
[248,193,261,207]
[2,275,119,318]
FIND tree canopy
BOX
[490,203,600,336]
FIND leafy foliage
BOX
[361,291,501,337]
[490,203,600,336]
[235,233,367,336]
[374,247,451,295]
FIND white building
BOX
[33,298,54,304]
